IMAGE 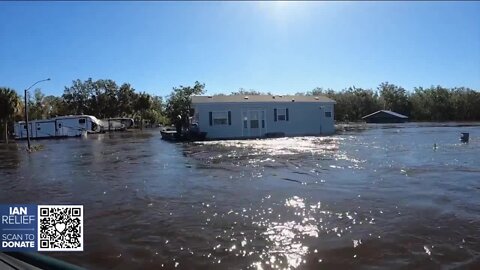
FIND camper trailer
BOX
[102,118,135,131]
[14,115,103,139]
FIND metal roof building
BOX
[362,110,408,123]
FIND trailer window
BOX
[274,108,288,121]
[79,119,86,124]
[325,111,332,118]
[212,111,228,126]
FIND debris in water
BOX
[424,245,431,256]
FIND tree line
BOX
[1,79,479,142]
[40,78,165,125]
[294,82,480,122]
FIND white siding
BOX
[193,102,335,139]
[34,121,56,137]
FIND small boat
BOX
[160,125,207,142]
[160,126,178,141]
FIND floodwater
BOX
[0,123,479,270]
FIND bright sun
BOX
[256,1,311,25]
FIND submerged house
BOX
[14,115,103,139]
[191,95,336,139]
[362,110,408,123]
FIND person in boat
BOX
[175,115,183,136]
[190,123,199,134]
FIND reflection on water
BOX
[254,196,316,269]
[196,136,341,156]
[0,144,21,170]
[0,124,479,269]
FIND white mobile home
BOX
[191,95,336,139]
[14,115,103,139]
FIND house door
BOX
[28,123,34,138]
[56,120,65,136]
[243,110,265,137]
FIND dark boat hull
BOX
[160,130,207,142]
[160,130,177,141]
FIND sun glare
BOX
[257,1,309,17]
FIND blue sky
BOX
[1,1,479,97]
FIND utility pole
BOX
[24,78,51,151]
[24,89,31,151]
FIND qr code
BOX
[37,205,83,251]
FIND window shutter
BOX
[274,109,277,122]
[209,112,212,126]
[228,111,232,125]
[286,108,289,121]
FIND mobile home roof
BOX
[192,95,335,104]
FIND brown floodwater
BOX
[0,123,479,269]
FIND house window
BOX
[278,109,287,121]
[212,111,228,126]
[325,111,332,118]
[275,108,289,121]
[262,111,265,128]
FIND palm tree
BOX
[0,87,21,143]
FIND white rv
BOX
[14,115,103,139]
